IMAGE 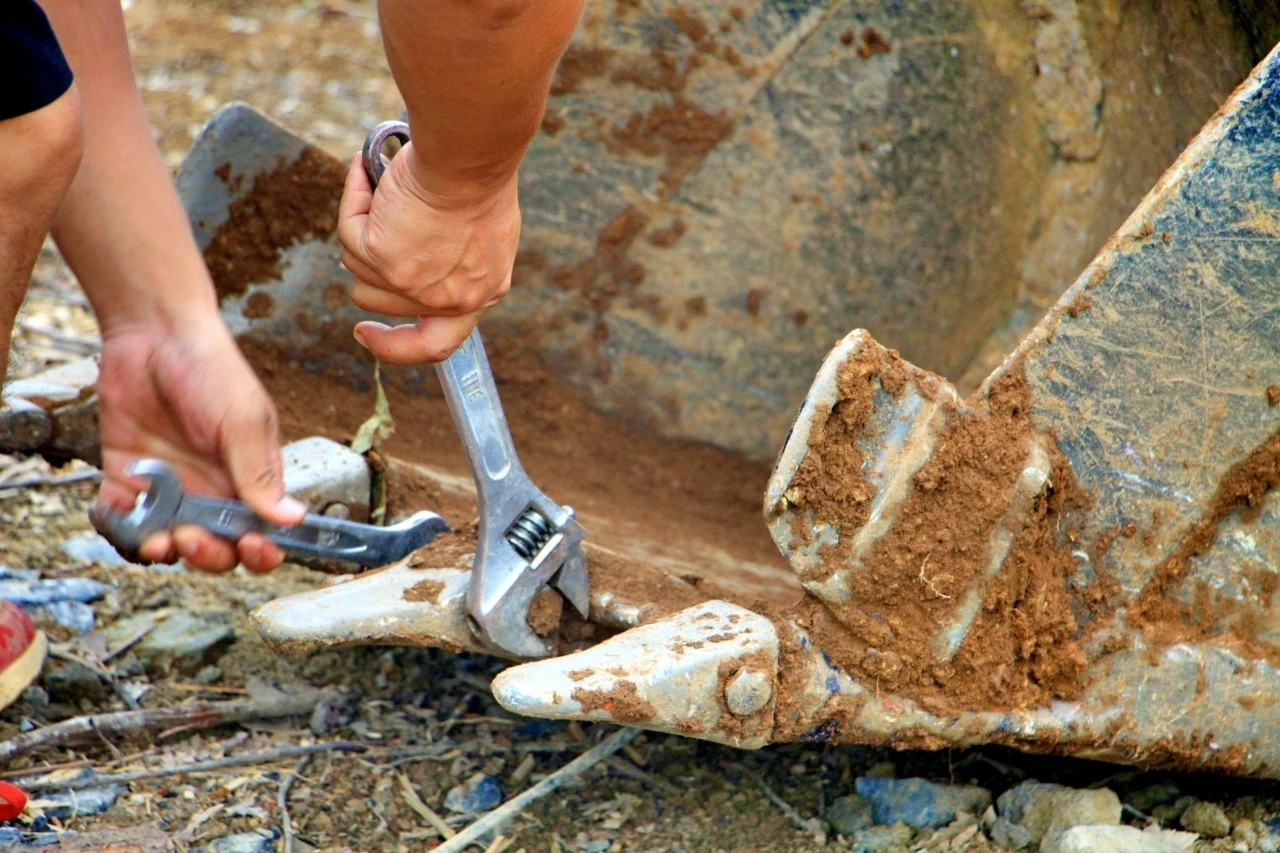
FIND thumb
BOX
[219,402,306,526]
[355,313,481,364]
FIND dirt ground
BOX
[3,1,1280,852]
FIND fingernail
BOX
[178,539,200,560]
[280,496,307,518]
[354,327,369,349]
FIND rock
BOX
[1180,800,1231,838]
[854,776,991,830]
[445,773,502,814]
[1044,825,1197,853]
[42,661,107,704]
[194,830,279,853]
[60,533,128,567]
[28,786,118,819]
[34,600,95,635]
[107,610,233,674]
[1126,782,1181,813]
[0,577,110,607]
[848,823,914,853]
[827,793,875,836]
[996,781,1121,847]
[990,816,1035,850]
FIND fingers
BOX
[354,314,481,364]
[336,154,374,260]
[237,533,284,574]
[172,526,239,573]
[218,395,308,529]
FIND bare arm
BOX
[38,0,305,572]
[337,0,584,363]
[382,0,584,203]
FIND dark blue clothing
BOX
[0,0,73,121]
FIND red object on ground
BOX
[0,781,27,821]
[0,600,46,713]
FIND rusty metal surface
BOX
[182,1,1261,462]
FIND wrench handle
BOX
[435,329,529,504]
[173,494,445,565]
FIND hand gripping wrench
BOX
[93,458,450,567]
[363,121,590,659]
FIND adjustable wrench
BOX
[363,121,590,659]
[93,459,450,567]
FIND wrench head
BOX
[90,459,184,562]
[467,505,588,659]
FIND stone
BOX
[43,661,108,704]
[1044,825,1197,853]
[281,436,371,520]
[990,815,1035,850]
[0,577,111,607]
[848,823,914,853]
[1180,800,1231,838]
[0,398,52,452]
[194,830,279,853]
[34,600,95,635]
[854,776,992,830]
[827,793,875,837]
[108,610,234,674]
[61,532,129,567]
[996,781,1121,847]
[1126,782,1181,814]
[445,773,502,814]
[28,787,119,819]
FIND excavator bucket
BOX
[257,41,1280,775]
[3,1,1278,777]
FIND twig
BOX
[14,740,367,792]
[603,756,680,795]
[0,686,338,763]
[0,469,102,490]
[433,727,640,853]
[482,835,511,853]
[398,772,455,839]
[0,758,91,779]
[279,756,309,853]
[917,553,951,600]
[746,768,827,840]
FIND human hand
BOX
[92,316,306,573]
[336,142,520,364]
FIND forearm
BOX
[39,0,219,334]
[379,0,583,205]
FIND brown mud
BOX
[774,345,1096,717]
[241,340,786,611]
[203,147,347,299]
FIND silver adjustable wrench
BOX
[363,121,590,659]
[93,459,450,567]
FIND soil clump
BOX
[203,146,347,299]
[775,345,1095,717]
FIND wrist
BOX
[401,144,519,213]
[90,259,222,339]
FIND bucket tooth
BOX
[251,562,489,656]
[765,330,958,610]
[492,601,778,749]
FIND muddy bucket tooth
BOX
[492,601,778,749]
[251,563,488,656]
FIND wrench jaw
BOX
[90,459,184,563]
[466,504,590,659]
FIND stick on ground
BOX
[0,686,338,763]
[432,726,640,853]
